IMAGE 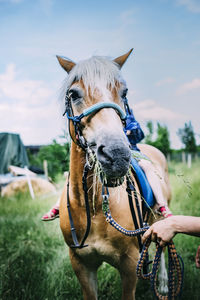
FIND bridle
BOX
[63,88,128,150]
[64,87,146,246]
[63,88,184,299]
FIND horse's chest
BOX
[63,203,136,266]
[75,237,121,267]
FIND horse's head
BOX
[57,50,133,187]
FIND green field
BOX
[0,161,200,300]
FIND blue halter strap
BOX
[64,89,145,152]
[66,102,127,124]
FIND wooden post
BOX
[43,160,48,180]
[182,151,186,164]
[25,166,35,199]
[187,153,192,168]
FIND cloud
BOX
[176,0,200,13]
[133,99,189,148]
[155,77,175,87]
[133,99,186,121]
[176,78,200,94]
[0,63,64,145]
[0,63,53,107]
[0,101,64,145]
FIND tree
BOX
[144,121,154,145]
[144,121,171,157]
[28,139,70,181]
[154,123,171,156]
[177,121,197,153]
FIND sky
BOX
[0,0,200,148]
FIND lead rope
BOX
[102,185,184,300]
[137,238,184,300]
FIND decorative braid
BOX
[136,238,152,280]
[105,211,149,236]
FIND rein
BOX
[64,90,184,299]
[67,165,91,248]
[137,239,184,300]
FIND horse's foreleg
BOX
[69,249,98,300]
[119,253,138,300]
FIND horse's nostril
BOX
[97,145,113,162]
[98,145,105,158]
[98,145,105,154]
[89,141,97,149]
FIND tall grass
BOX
[0,160,200,299]
[166,160,200,300]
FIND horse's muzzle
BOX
[97,138,131,182]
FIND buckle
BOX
[102,194,109,202]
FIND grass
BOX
[0,160,200,299]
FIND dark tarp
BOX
[0,133,29,174]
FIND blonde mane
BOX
[64,56,122,94]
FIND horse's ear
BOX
[113,49,133,69]
[56,55,76,73]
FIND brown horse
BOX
[57,50,171,300]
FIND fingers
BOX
[151,233,157,243]
[142,227,152,243]
[142,226,166,246]
[149,233,165,246]
[159,240,167,247]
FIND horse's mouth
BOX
[87,149,127,187]
[100,174,125,187]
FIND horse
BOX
[57,49,171,300]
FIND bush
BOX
[28,140,70,181]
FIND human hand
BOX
[142,217,176,247]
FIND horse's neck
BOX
[69,142,101,209]
[70,142,85,181]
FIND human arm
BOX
[142,215,200,247]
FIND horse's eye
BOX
[69,89,81,102]
[121,88,128,99]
